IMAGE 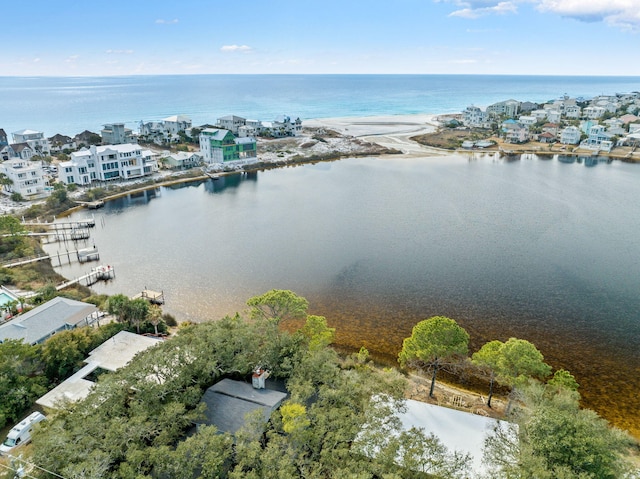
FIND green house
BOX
[199,128,257,165]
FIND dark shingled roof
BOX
[198,378,288,434]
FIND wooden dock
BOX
[21,217,96,229]
[132,289,165,305]
[1,247,100,268]
[56,264,115,290]
[75,200,105,209]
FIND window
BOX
[67,176,74,183]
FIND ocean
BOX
[1,74,639,137]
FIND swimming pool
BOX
[0,291,18,308]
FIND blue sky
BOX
[3,0,640,76]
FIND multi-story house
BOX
[48,134,77,153]
[161,151,202,170]
[162,115,191,135]
[462,106,489,128]
[199,129,257,166]
[139,115,192,143]
[59,144,158,186]
[8,143,34,160]
[216,115,247,135]
[502,120,528,143]
[564,105,581,119]
[560,126,581,145]
[0,158,48,199]
[518,116,537,127]
[12,129,50,155]
[271,115,302,137]
[101,123,135,145]
[583,106,606,119]
[486,99,520,118]
[581,125,613,152]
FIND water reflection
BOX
[204,171,258,194]
[105,188,161,209]
[47,156,640,437]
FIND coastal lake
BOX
[45,153,640,436]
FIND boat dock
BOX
[75,200,105,209]
[132,289,165,305]
[56,264,115,290]
[1,247,100,268]
[21,217,96,229]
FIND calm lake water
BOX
[45,153,640,435]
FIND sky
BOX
[2,0,640,76]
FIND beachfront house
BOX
[486,99,520,118]
[199,128,257,166]
[216,115,247,135]
[564,105,582,119]
[101,123,136,145]
[270,115,302,137]
[59,144,159,186]
[0,158,49,199]
[560,126,581,145]
[518,115,537,127]
[12,129,51,156]
[463,106,489,128]
[139,115,192,144]
[0,297,99,345]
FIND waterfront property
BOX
[0,157,49,199]
[37,331,161,409]
[199,128,257,166]
[161,151,202,170]
[560,125,581,145]
[139,115,192,144]
[59,144,159,185]
[0,297,99,345]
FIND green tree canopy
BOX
[471,339,503,407]
[496,337,552,388]
[247,289,309,324]
[398,316,469,397]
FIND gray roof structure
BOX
[0,297,98,345]
[198,379,288,434]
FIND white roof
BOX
[13,129,42,135]
[396,400,508,476]
[97,144,141,154]
[36,331,161,409]
[163,115,191,123]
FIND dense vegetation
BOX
[0,293,635,479]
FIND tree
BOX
[300,314,335,351]
[484,383,636,479]
[0,173,13,189]
[127,298,149,334]
[398,316,469,397]
[247,289,309,324]
[496,338,551,388]
[471,340,503,407]
[146,304,164,335]
[547,369,579,392]
[106,293,130,323]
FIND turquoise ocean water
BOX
[1,74,639,137]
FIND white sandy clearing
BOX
[304,114,447,157]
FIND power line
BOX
[2,455,69,479]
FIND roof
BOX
[13,129,42,136]
[163,115,191,123]
[10,142,32,153]
[36,331,161,409]
[0,297,97,345]
[201,128,233,140]
[218,115,246,122]
[385,399,510,476]
[198,378,288,434]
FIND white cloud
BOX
[33,58,40,63]
[106,49,134,54]
[440,0,640,29]
[449,1,517,17]
[537,0,640,29]
[220,44,253,53]
[65,55,79,63]
[155,18,179,24]
[449,58,479,63]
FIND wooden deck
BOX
[132,289,165,305]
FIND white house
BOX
[486,99,520,117]
[270,115,302,137]
[161,151,201,170]
[502,121,528,143]
[162,115,191,135]
[11,129,50,156]
[0,158,49,199]
[583,106,606,119]
[545,110,562,123]
[560,126,581,145]
[139,115,192,143]
[564,105,582,119]
[216,115,247,135]
[463,106,489,128]
[530,109,549,121]
[518,116,537,127]
[59,144,158,186]
[48,134,77,153]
